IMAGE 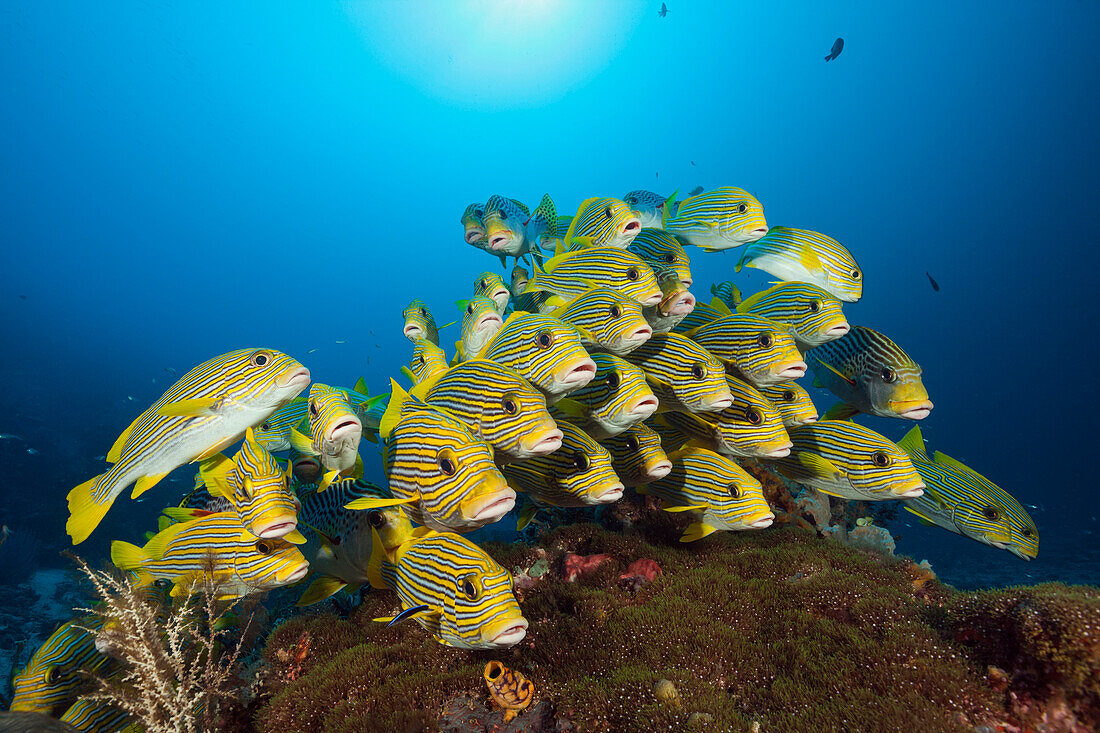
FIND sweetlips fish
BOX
[561,197,643,249]
[756,382,819,427]
[478,312,597,399]
[483,194,555,266]
[379,394,516,533]
[552,353,659,439]
[289,448,324,486]
[474,271,511,314]
[403,299,442,344]
[600,423,672,486]
[736,226,862,302]
[525,248,663,307]
[737,282,850,350]
[642,268,697,335]
[627,228,693,286]
[686,314,807,386]
[807,325,933,421]
[453,295,505,363]
[58,698,132,732]
[403,339,450,385]
[710,281,742,309]
[509,265,530,298]
[770,420,925,501]
[461,203,488,248]
[623,190,675,229]
[637,446,774,542]
[552,287,653,355]
[110,512,310,599]
[501,421,624,507]
[9,617,112,715]
[898,426,1038,560]
[662,186,768,251]
[671,296,727,335]
[294,478,415,605]
[185,427,304,542]
[367,527,528,650]
[398,360,563,461]
[623,332,732,413]
[66,349,310,544]
[252,398,309,452]
[290,383,363,487]
[512,288,556,315]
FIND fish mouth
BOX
[759,444,792,459]
[628,396,660,421]
[776,361,807,380]
[702,392,734,411]
[825,322,851,338]
[646,459,673,481]
[327,417,362,444]
[891,478,926,499]
[284,564,310,584]
[559,358,598,389]
[404,324,425,340]
[467,489,517,522]
[591,483,625,503]
[749,511,776,528]
[488,233,513,250]
[747,226,769,240]
[256,518,298,539]
[792,416,817,426]
[484,618,529,647]
[465,229,486,244]
[278,367,312,391]
[681,277,693,288]
[1005,544,1036,561]
[621,219,642,238]
[520,427,564,455]
[293,459,322,483]
[891,400,934,420]
[492,287,510,303]
[476,312,504,332]
[666,291,696,316]
[641,289,664,306]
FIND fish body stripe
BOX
[692,315,804,385]
[756,383,819,426]
[480,314,592,396]
[600,423,669,486]
[627,229,692,284]
[737,282,848,348]
[529,248,660,305]
[10,617,110,714]
[645,448,771,529]
[403,300,440,344]
[569,197,640,247]
[658,376,789,458]
[623,333,728,412]
[556,288,649,354]
[501,422,620,506]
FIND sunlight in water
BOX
[344,0,645,109]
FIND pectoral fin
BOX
[680,522,718,543]
[156,398,219,418]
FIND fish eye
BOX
[368,510,385,529]
[418,307,427,317]
[782,390,795,401]
[261,421,271,431]
[851,269,861,280]
[474,208,483,216]
[309,400,319,417]
[606,370,621,391]
[663,252,677,264]
[536,330,554,349]
[437,449,458,476]
[466,303,474,314]
[255,540,274,556]
[605,205,614,219]
[250,351,271,367]
[458,574,481,600]
[1022,528,1033,537]
[746,407,763,425]
[609,304,622,318]
[870,451,891,467]
[982,506,1000,521]
[690,362,706,380]
[625,436,639,452]
[45,667,61,685]
[571,450,590,472]
[154,578,171,589]
[626,268,640,281]
[502,394,519,414]
[727,482,741,499]
[737,203,748,214]
[808,300,822,313]
[417,355,425,365]
[481,279,488,288]
[880,368,897,383]
[756,333,774,348]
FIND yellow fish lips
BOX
[484,219,517,251]
[890,475,926,499]
[555,356,598,392]
[771,358,808,381]
[277,364,312,391]
[887,398,934,421]
[586,480,625,504]
[480,613,529,648]
[659,288,696,317]
[746,508,776,528]
[625,393,660,422]
[460,474,517,523]
[277,558,311,585]
[701,388,735,412]
[637,285,664,307]
[822,317,851,340]
[464,222,487,244]
[252,513,300,541]
[517,420,564,457]
[643,454,673,481]
[756,439,793,459]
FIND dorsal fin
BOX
[896,425,927,461]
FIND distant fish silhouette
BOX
[926,271,940,292]
[690,160,696,166]
[687,186,704,197]
[658,2,668,18]
[825,37,844,61]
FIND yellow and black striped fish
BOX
[110,512,310,599]
[898,426,1038,560]
[367,527,528,650]
[710,281,742,309]
[252,398,309,452]
[9,617,112,715]
[403,339,450,385]
[623,333,732,413]
[462,203,488,248]
[642,268,698,335]
[756,383,819,427]
[627,228,693,286]
[509,265,530,298]
[478,312,597,399]
[561,197,642,249]
[551,287,653,355]
[453,295,504,362]
[662,186,768,251]
[736,226,862,303]
[501,421,624,507]
[687,314,808,386]
[552,353,659,439]
[291,383,363,484]
[770,420,925,501]
[66,349,310,545]
[623,190,675,229]
[403,299,441,344]
[808,325,933,421]
[637,446,774,542]
[737,282,850,350]
[525,248,662,307]
[474,271,511,314]
[600,423,672,486]
[58,698,131,732]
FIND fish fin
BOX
[155,398,219,418]
[896,425,927,461]
[680,521,718,543]
[199,453,235,499]
[354,377,369,394]
[408,369,445,401]
[193,438,235,462]
[283,528,307,545]
[734,249,749,273]
[662,503,709,513]
[131,471,171,499]
[645,373,672,389]
[799,245,825,275]
[109,540,149,571]
[296,575,348,607]
[516,503,539,531]
[317,470,339,493]
[661,189,679,228]
[932,450,988,482]
[344,495,417,511]
[540,249,577,273]
[366,527,390,590]
[379,378,408,442]
[158,515,174,531]
[399,365,417,385]
[552,398,588,419]
[455,299,470,312]
[815,360,857,386]
[497,253,507,268]
[160,507,209,522]
[812,375,825,388]
[106,416,142,463]
[288,428,317,456]
[734,286,773,314]
[795,451,846,481]
[66,474,112,545]
[709,297,733,316]
[142,518,192,561]
[821,403,859,421]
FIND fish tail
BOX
[66,472,116,545]
[109,539,149,571]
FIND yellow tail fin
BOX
[110,540,148,570]
[66,474,113,545]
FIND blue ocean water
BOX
[0,0,1097,603]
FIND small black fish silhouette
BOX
[825,37,844,61]
[658,3,668,18]
[926,271,940,292]
[690,160,695,166]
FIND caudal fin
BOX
[66,474,115,545]
[110,540,149,571]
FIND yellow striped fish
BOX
[252,398,308,452]
[561,197,643,249]
[401,360,563,461]
[478,312,597,398]
[193,427,303,542]
[756,383,819,427]
[501,421,624,507]
[551,287,653,355]
[510,265,530,298]
[474,271,511,314]
[661,186,768,251]
[686,314,808,386]
[403,339,450,385]
[770,420,925,501]
[737,282,850,350]
[290,383,363,486]
[671,296,728,336]
[642,268,698,335]
[898,426,1038,560]
[626,228,693,286]
[623,190,675,229]
[295,478,414,605]
[808,325,933,421]
[453,295,504,362]
[381,397,515,532]
[525,248,662,307]
[462,203,488,247]
[736,226,863,302]
[9,617,112,715]
[58,698,131,733]
[654,375,792,459]
[637,446,774,542]
[110,512,310,599]
[623,333,732,413]
[552,353,659,439]
[710,281,742,309]
[367,527,528,650]
[66,349,310,545]
[403,299,441,344]
[600,423,672,486]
